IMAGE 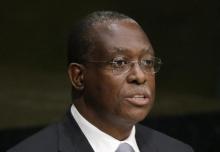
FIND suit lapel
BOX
[56,110,157,152]
[57,110,94,152]
[135,124,157,152]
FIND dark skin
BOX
[68,20,155,140]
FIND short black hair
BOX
[67,11,137,65]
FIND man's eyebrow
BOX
[142,47,154,53]
[112,47,154,54]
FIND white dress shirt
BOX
[70,104,140,152]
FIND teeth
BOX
[133,95,144,98]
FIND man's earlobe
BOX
[68,63,85,90]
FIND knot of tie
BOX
[115,143,135,152]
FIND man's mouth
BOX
[124,94,150,106]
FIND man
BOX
[8,11,194,152]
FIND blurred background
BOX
[1,0,219,151]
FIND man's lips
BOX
[124,94,150,106]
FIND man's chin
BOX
[123,109,151,125]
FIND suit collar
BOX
[135,124,157,152]
[57,109,157,152]
[58,110,94,152]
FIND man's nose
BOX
[126,62,147,84]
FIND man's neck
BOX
[74,101,134,140]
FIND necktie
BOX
[115,143,135,152]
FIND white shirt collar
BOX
[70,104,140,152]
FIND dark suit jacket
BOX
[7,111,194,152]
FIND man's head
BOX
[68,11,161,137]
[67,11,137,64]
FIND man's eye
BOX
[142,59,154,67]
[112,59,128,68]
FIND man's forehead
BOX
[106,46,155,56]
[92,20,140,33]
[87,20,154,58]
[90,21,150,43]
[112,46,154,53]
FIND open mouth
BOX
[125,95,150,106]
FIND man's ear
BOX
[68,63,85,90]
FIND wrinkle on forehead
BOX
[112,46,154,54]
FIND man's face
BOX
[82,21,155,126]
